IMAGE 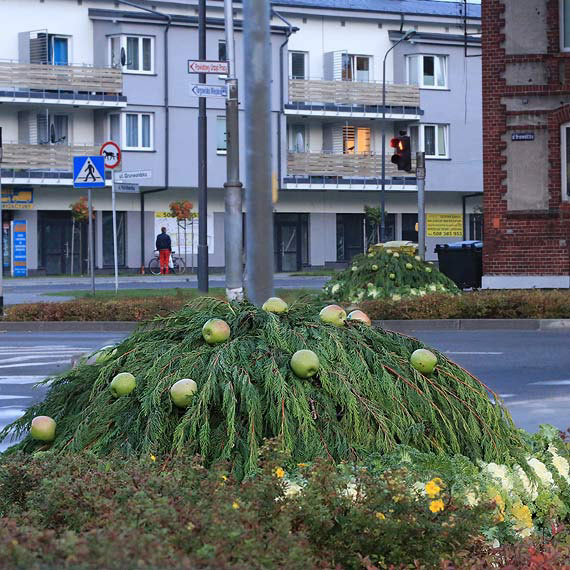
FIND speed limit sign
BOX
[100,141,121,169]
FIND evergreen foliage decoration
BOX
[0,299,524,477]
[323,248,460,303]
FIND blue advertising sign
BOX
[73,156,106,188]
[12,219,27,277]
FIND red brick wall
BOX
[483,0,570,276]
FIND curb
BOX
[0,319,569,333]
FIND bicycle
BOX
[148,250,187,275]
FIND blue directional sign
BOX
[190,83,228,98]
[73,156,106,188]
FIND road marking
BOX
[0,407,25,420]
[529,379,570,385]
[0,395,32,400]
[0,360,70,369]
[0,376,44,384]
[499,394,515,399]
[445,351,503,355]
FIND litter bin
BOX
[434,241,483,289]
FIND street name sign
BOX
[511,132,535,142]
[73,156,106,188]
[190,83,228,98]
[115,170,152,182]
[115,183,140,194]
[188,60,229,75]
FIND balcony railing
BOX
[1,143,101,171]
[0,61,123,94]
[288,79,420,108]
[287,151,416,179]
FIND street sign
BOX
[100,141,121,169]
[11,220,27,277]
[73,156,106,188]
[190,83,228,98]
[115,183,140,194]
[115,170,152,182]
[188,60,229,75]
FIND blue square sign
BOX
[73,156,106,188]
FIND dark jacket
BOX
[156,233,172,251]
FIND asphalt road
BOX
[3,274,330,305]
[0,329,568,453]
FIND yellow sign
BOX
[426,214,463,237]
[2,189,34,209]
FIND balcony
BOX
[0,61,127,108]
[285,151,417,190]
[286,79,421,119]
[0,143,110,185]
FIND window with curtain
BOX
[407,54,447,88]
[409,124,449,158]
[290,51,308,79]
[342,126,371,154]
[123,113,153,150]
[289,124,307,152]
[341,54,371,82]
[110,35,154,73]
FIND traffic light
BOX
[390,135,412,172]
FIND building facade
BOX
[0,0,481,275]
[482,0,570,288]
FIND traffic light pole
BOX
[416,151,426,260]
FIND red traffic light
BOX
[390,138,400,149]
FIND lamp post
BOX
[380,30,416,242]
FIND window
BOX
[216,116,227,154]
[343,126,371,154]
[410,124,449,158]
[341,54,371,82]
[109,113,153,150]
[102,211,126,267]
[407,55,447,89]
[561,123,570,198]
[289,51,308,79]
[562,0,570,50]
[109,35,154,74]
[289,124,307,152]
[218,40,227,62]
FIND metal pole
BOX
[0,127,3,314]
[197,0,209,292]
[416,151,426,260]
[224,0,244,301]
[88,188,95,294]
[381,56,387,244]
[244,0,274,306]
[70,219,75,276]
[111,172,119,293]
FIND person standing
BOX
[155,227,172,275]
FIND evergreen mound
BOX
[0,299,523,477]
[324,247,460,303]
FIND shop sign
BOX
[2,188,33,209]
[426,214,463,237]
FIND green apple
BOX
[392,252,400,258]
[347,310,371,326]
[319,304,346,326]
[415,255,421,261]
[410,349,438,375]
[202,318,231,344]
[96,345,117,364]
[290,349,320,378]
[110,372,136,397]
[30,416,56,442]
[405,263,413,270]
[262,297,289,314]
[170,378,198,408]
[371,264,379,271]
[389,273,396,280]
[425,267,433,273]
[351,266,358,272]
[367,253,374,258]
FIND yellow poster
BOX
[426,214,463,237]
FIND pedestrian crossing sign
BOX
[73,156,106,188]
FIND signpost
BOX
[190,83,228,99]
[73,156,105,295]
[188,60,229,75]
[100,142,122,293]
[115,183,139,194]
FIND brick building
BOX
[482,0,570,288]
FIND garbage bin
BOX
[434,241,483,289]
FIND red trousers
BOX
[159,249,170,275]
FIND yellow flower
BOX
[425,478,443,498]
[150,454,157,462]
[511,502,533,535]
[493,494,506,522]
[220,474,228,481]
[429,499,445,513]
[375,512,386,520]
[297,463,308,468]
[274,467,285,479]
[232,501,240,510]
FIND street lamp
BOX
[380,29,416,242]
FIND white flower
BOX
[485,463,513,492]
[391,294,402,301]
[492,539,500,549]
[284,482,303,497]
[527,457,555,486]
[518,527,533,538]
[331,283,340,294]
[464,491,480,507]
[428,285,437,292]
[514,465,538,501]
[412,481,426,496]
[419,290,427,297]
[548,446,570,483]
[343,482,359,501]
[351,266,358,272]
[410,288,418,296]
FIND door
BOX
[49,36,69,66]
[274,214,309,272]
